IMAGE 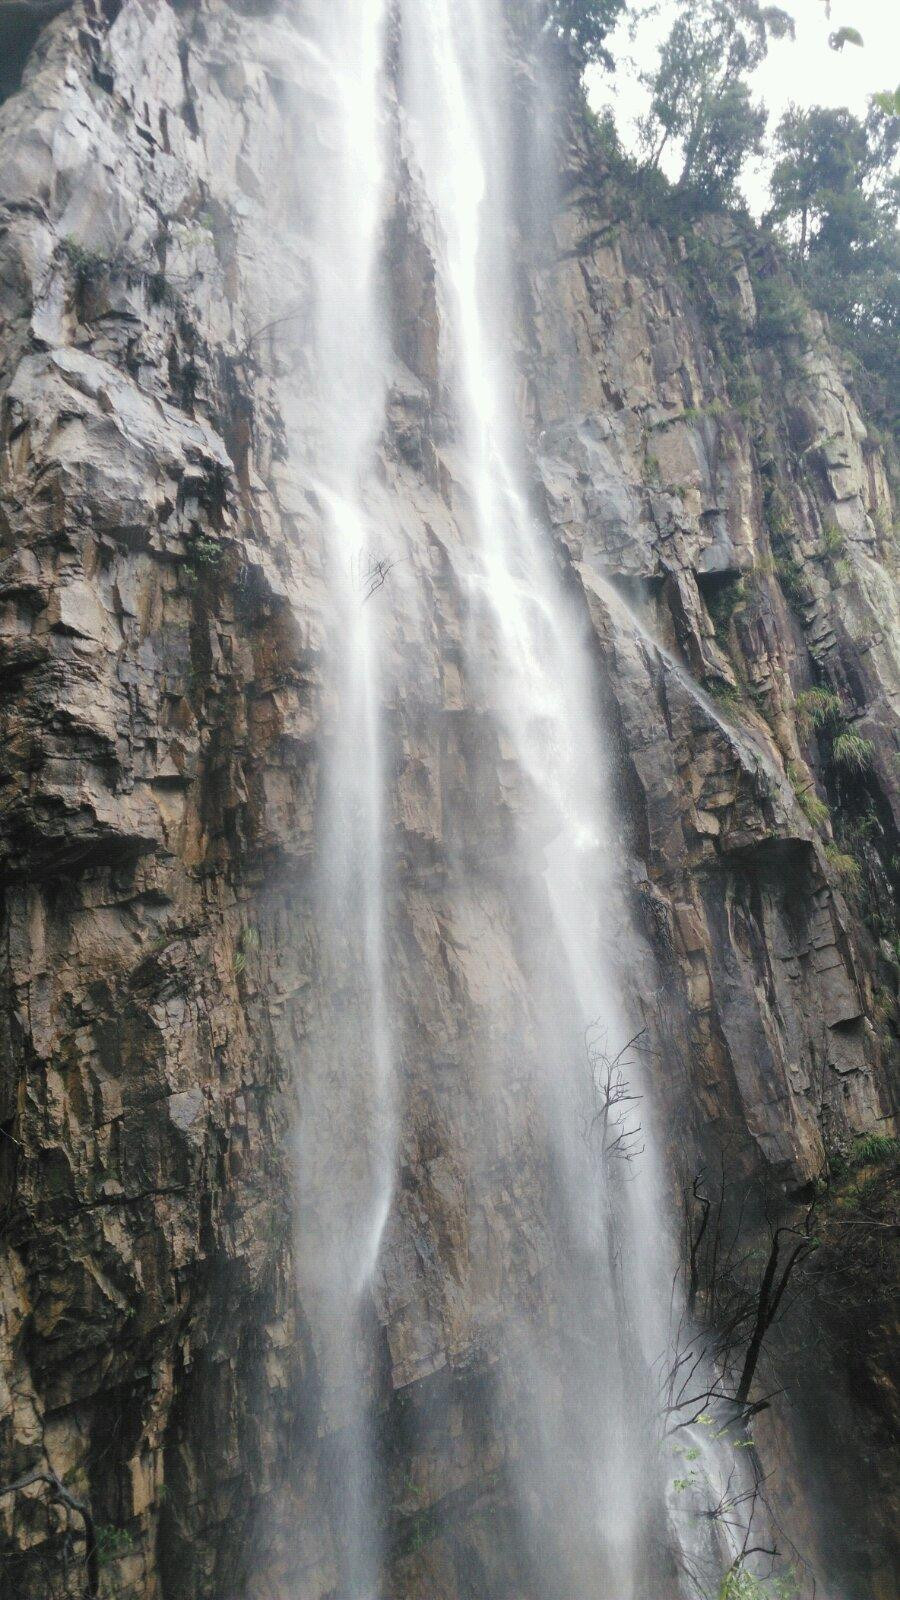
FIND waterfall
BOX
[397,2,669,1591]
[289,3,395,1593]
[286,2,760,1595]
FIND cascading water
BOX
[286,1,760,1595]
[396,3,690,1592]
[397,0,661,1590]
[288,3,395,1593]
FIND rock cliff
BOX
[0,3,896,1599]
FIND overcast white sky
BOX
[586,0,900,213]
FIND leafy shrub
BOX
[234,925,261,976]
[720,1562,798,1600]
[147,269,177,308]
[186,536,224,572]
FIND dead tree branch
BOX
[0,1470,99,1598]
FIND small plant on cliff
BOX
[234,925,261,976]
[95,1525,134,1567]
[823,842,862,891]
[794,686,842,739]
[706,679,743,716]
[147,268,178,308]
[827,1131,898,1184]
[851,1132,898,1168]
[773,555,808,608]
[764,485,792,545]
[831,729,874,774]
[798,790,830,829]
[788,765,830,830]
[59,237,118,290]
[184,534,224,576]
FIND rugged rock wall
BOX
[0,3,896,1598]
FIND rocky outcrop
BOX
[0,5,896,1599]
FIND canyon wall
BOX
[0,2,896,1597]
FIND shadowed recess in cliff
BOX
[0,1,70,104]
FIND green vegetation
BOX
[568,5,899,449]
[95,1525,135,1567]
[823,842,862,890]
[795,686,843,731]
[185,535,224,576]
[773,555,807,608]
[147,269,177,308]
[831,729,875,774]
[792,686,875,783]
[719,1564,798,1600]
[638,1,794,207]
[753,273,807,347]
[769,98,899,436]
[543,0,625,67]
[850,1132,898,1168]
[706,679,743,715]
[828,1130,899,1185]
[797,788,830,830]
[234,925,261,976]
[396,1503,440,1557]
[788,763,830,830]
[764,485,792,544]
[59,237,118,291]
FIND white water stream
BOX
[287,2,760,1595]
[290,4,394,1594]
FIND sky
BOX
[586,0,900,214]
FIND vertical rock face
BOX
[0,4,896,1599]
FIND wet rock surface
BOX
[0,4,896,1598]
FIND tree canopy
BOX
[639,0,794,204]
[769,99,899,433]
[543,0,627,68]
